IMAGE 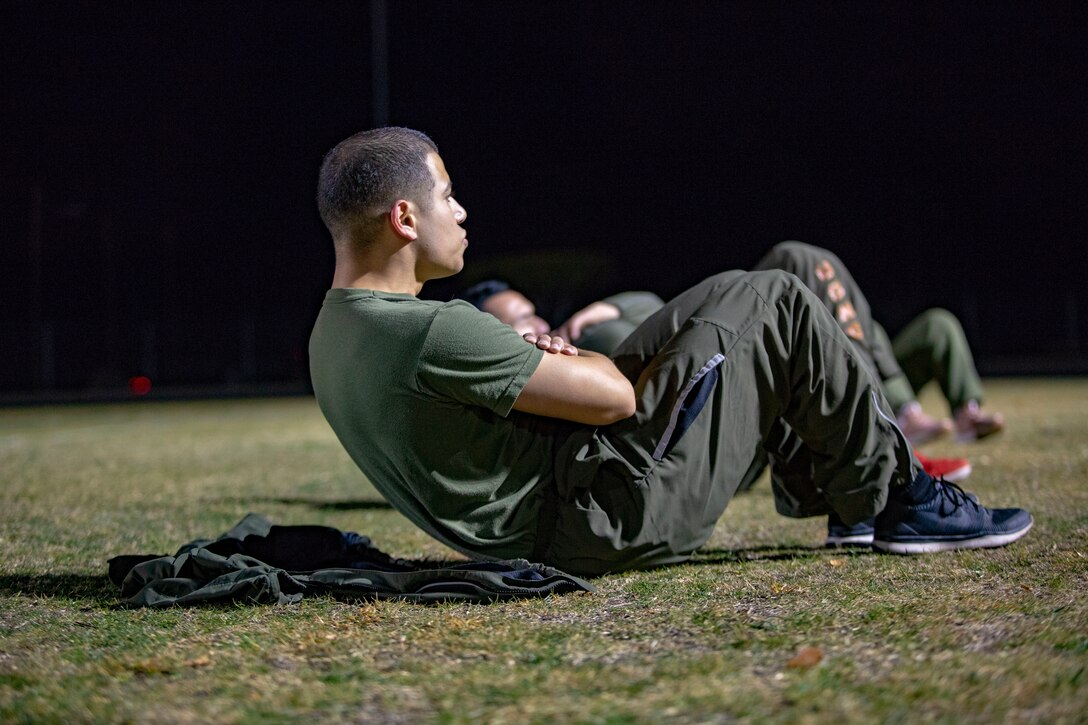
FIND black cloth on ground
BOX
[107,513,595,608]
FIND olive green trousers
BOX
[543,269,918,576]
[875,311,986,413]
[753,240,984,414]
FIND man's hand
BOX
[551,301,621,343]
[523,332,578,356]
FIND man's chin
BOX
[427,259,466,281]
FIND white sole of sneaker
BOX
[824,534,874,547]
[942,462,972,482]
[872,519,1033,554]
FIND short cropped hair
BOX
[317,127,439,243]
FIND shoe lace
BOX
[935,478,979,515]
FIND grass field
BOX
[1,379,1086,723]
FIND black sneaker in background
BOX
[873,479,1033,554]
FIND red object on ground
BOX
[128,376,152,396]
[915,451,971,482]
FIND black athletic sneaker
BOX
[825,513,875,547]
[872,478,1033,554]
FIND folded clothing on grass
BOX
[108,513,594,608]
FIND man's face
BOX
[482,290,551,336]
[413,152,469,280]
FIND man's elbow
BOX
[597,387,636,425]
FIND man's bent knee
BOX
[738,268,807,301]
[918,308,962,337]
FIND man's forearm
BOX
[513,343,636,425]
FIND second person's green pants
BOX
[752,241,986,414]
[874,310,986,413]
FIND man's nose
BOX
[453,200,468,223]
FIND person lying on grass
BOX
[308,126,1032,577]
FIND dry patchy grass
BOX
[1,380,1086,722]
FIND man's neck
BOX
[332,265,423,295]
[331,243,426,295]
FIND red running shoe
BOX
[915,451,972,483]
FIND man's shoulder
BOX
[314,292,503,351]
[317,289,447,326]
[321,288,440,308]
[322,289,489,316]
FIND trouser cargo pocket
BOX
[652,353,725,461]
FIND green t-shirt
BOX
[309,289,550,560]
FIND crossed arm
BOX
[511,332,636,426]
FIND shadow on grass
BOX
[690,544,876,565]
[0,573,116,603]
[228,497,394,511]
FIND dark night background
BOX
[3,1,1086,400]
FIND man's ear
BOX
[389,200,418,240]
